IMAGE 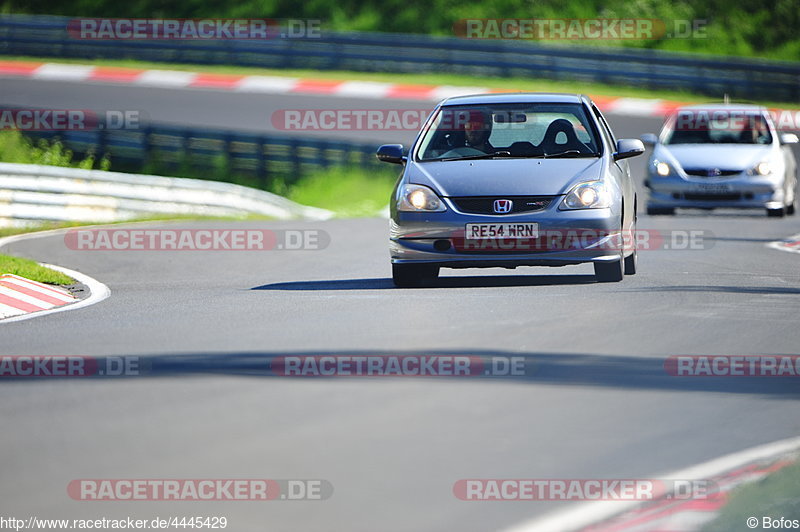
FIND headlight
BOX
[560,181,612,210]
[655,161,672,177]
[747,161,771,176]
[397,184,446,212]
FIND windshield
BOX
[416,103,601,161]
[664,110,773,145]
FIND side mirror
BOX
[780,133,799,145]
[614,139,645,161]
[640,133,658,146]
[376,144,406,164]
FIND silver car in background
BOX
[376,93,645,287]
[642,104,798,217]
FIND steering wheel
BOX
[440,147,485,158]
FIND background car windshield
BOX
[664,111,773,145]
[417,103,600,160]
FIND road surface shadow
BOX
[6,350,799,398]
[252,275,598,290]
[645,211,782,219]
[624,285,800,295]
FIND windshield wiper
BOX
[437,151,513,162]
[544,150,600,158]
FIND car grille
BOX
[449,196,554,215]
[683,168,741,177]
[682,193,743,201]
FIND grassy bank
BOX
[287,166,396,217]
[702,458,800,531]
[0,253,73,284]
[0,130,109,169]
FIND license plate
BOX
[691,183,732,194]
[466,223,538,240]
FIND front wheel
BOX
[623,249,637,275]
[767,207,785,218]
[594,257,624,283]
[392,263,439,288]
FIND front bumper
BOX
[390,200,624,268]
[645,174,785,210]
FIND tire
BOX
[624,210,638,275]
[392,263,439,288]
[594,257,624,283]
[624,248,637,275]
[788,203,796,216]
[646,206,675,216]
[767,207,785,218]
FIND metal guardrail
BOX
[21,122,383,189]
[0,162,332,226]
[1,15,799,101]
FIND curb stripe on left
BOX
[0,274,76,319]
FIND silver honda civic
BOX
[376,93,645,287]
[641,104,798,217]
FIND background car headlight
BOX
[560,181,612,210]
[397,184,446,212]
[747,161,771,176]
[655,161,672,177]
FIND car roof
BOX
[439,93,589,106]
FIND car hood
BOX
[408,158,604,196]
[656,144,772,171]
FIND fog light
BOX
[434,240,451,252]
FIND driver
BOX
[463,110,495,153]
[738,115,770,144]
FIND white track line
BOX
[503,435,800,532]
[235,75,299,93]
[33,63,95,81]
[134,70,197,87]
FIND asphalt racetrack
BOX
[1,77,799,532]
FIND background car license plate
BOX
[466,223,538,239]
[692,183,732,194]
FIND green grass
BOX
[287,166,396,217]
[702,459,800,531]
[0,253,74,284]
[6,55,799,109]
[0,130,110,169]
